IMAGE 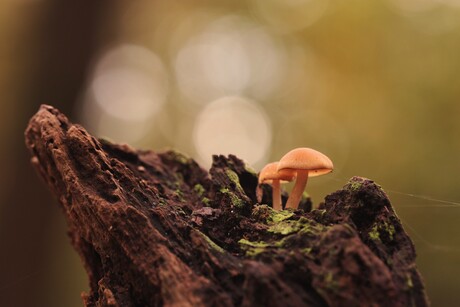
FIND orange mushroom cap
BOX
[277,147,333,177]
[259,162,296,184]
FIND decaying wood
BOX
[25,105,429,307]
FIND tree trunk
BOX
[25,105,429,307]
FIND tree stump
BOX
[25,105,429,307]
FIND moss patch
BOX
[368,222,396,242]
[225,169,245,194]
[369,225,380,241]
[384,222,396,241]
[194,184,211,206]
[241,208,324,257]
[406,273,414,289]
[193,184,205,197]
[201,197,211,206]
[324,271,340,292]
[220,188,245,208]
[174,189,184,200]
[348,181,363,192]
[199,231,225,254]
[269,210,295,224]
[244,164,258,177]
[251,205,294,224]
[268,219,304,235]
[169,150,191,165]
[238,239,270,257]
[268,217,323,236]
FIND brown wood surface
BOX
[25,105,429,307]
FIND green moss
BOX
[176,207,186,216]
[324,271,340,292]
[268,220,296,235]
[246,247,266,257]
[238,239,270,248]
[239,218,320,256]
[173,185,185,201]
[406,273,414,289]
[225,169,239,184]
[193,184,205,197]
[269,217,322,236]
[169,150,190,164]
[369,222,396,242]
[174,189,184,198]
[369,225,381,241]
[175,172,184,182]
[251,205,271,221]
[230,193,245,208]
[157,199,167,207]
[252,205,294,224]
[252,205,315,239]
[238,237,304,257]
[243,207,324,258]
[244,164,258,177]
[198,231,225,254]
[220,187,245,208]
[99,137,114,144]
[384,222,396,241]
[193,184,211,206]
[269,220,302,235]
[348,181,363,192]
[272,239,285,248]
[238,239,270,257]
[220,187,230,194]
[268,209,295,224]
[313,209,326,216]
[202,197,211,206]
[225,169,245,194]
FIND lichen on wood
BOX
[25,105,429,307]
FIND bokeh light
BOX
[387,0,440,13]
[174,14,286,105]
[193,96,272,168]
[80,44,168,143]
[387,0,460,34]
[388,0,460,13]
[250,0,329,33]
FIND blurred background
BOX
[1,0,459,306]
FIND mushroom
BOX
[277,147,333,209]
[257,162,296,210]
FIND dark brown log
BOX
[25,105,429,307]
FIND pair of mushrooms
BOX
[257,147,333,210]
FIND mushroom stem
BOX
[256,184,263,204]
[285,170,309,209]
[271,180,282,210]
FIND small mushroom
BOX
[277,147,333,209]
[257,162,296,210]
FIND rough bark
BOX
[25,105,429,307]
